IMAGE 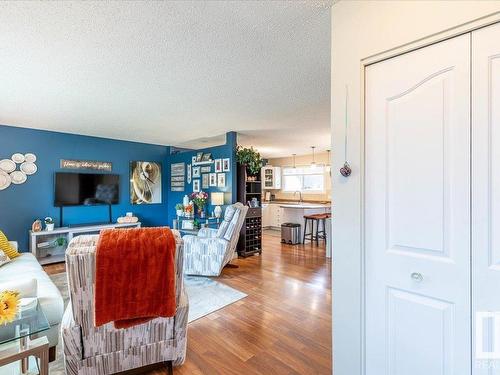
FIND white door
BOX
[365,34,471,375]
[472,23,500,374]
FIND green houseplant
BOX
[236,146,264,176]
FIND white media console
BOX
[29,222,141,265]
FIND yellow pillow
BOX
[0,231,19,259]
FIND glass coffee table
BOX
[0,301,50,375]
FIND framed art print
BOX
[215,159,222,172]
[131,161,162,204]
[222,158,230,172]
[209,173,217,187]
[193,166,200,178]
[217,173,225,188]
[193,179,200,192]
[201,152,212,162]
[202,174,209,189]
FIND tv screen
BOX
[54,172,120,206]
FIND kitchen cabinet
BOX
[261,166,281,190]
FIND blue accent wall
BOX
[166,132,237,226]
[0,124,170,250]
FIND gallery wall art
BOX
[130,161,162,204]
[0,153,38,191]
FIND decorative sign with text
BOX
[60,159,112,171]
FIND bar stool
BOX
[303,213,331,245]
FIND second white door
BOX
[365,34,471,375]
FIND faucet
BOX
[294,191,303,204]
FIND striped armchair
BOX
[183,202,248,276]
[61,230,188,375]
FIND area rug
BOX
[48,272,246,374]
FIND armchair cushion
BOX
[216,205,237,238]
[197,228,218,238]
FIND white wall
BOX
[331,2,500,375]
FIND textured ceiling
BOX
[0,1,331,158]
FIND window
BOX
[282,165,325,192]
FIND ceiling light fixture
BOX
[310,146,316,168]
[292,153,297,169]
[326,149,331,176]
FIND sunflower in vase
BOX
[0,290,20,324]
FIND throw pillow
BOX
[0,231,19,259]
[223,210,240,241]
[0,250,10,267]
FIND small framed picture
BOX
[193,179,200,192]
[195,152,204,163]
[202,174,209,189]
[191,156,197,164]
[217,173,226,188]
[209,173,217,187]
[187,164,192,184]
[222,158,230,172]
[201,166,211,173]
[215,159,222,172]
[201,152,212,162]
[192,166,200,178]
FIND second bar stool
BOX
[303,213,331,245]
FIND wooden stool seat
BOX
[302,213,329,245]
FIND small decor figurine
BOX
[44,217,54,231]
[190,191,208,219]
[340,162,352,177]
[184,203,193,218]
[340,85,352,178]
[0,290,19,324]
[32,219,42,232]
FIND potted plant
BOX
[236,146,264,176]
[190,191,209,218]
[44,217,54,231]
[175,203,184,217]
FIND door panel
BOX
[365,34,471,375]
[473,23,500,375]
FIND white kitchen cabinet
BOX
[265,203,283,229]
[262,203,271,228]
[261,166,281,190]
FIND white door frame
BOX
[356,12,500,375]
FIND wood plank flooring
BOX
[44,230,332,375]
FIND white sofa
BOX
[0,241,64,360]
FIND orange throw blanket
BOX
[94,227,176,329]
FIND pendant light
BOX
[326,149,331,176]
[310,146,316,168]
[292,153,297,169]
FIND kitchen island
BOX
[262,201,331,240]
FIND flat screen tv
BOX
[54,172,120,207]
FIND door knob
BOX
[411,272,423,282]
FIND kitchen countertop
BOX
[262,201,331,209]
[278,203,330,209]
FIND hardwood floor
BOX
[44,230,332,375]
